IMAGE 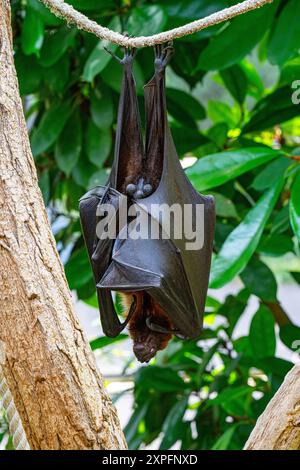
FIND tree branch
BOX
[244,365,300,450]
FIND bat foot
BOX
[104,45,137,66]
[154,41,174,73]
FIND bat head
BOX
[121,292,173,363]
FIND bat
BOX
[79,45,215,363]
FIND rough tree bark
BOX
[245,365,300,450]
[0,0,127,450]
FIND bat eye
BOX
[143,184,153,196]
[126,183,136,196]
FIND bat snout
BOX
[133,342,156,363]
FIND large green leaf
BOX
[251,157,290,192]
[197,2,277,70]
[90,334,128,351]
[86,121,112,168]
[55,110,82,176]
[220,65,247,104]
[166,88,206,127]
[90,86,114,129]
[268,0,300,66]
[159,396,189,450]
[83,17,121,82]
[243,86,300,133]
[290,170,300,244]
[241,258,277,302]
[64,248,93,290]
[211,425,239,450]
[249,305,276,359]
[171,126,208,155]
[15,52,42,95]
[27,0,62,26]
[210,178,284,288]
[39,27,76,67]
[21,7,44,56]
[280,325,300,352]
[31,101,72,157]
[136,366,187,393]
[124,402,149,449]
[186,147,279,191]
[126,5,167,36]
[68,0,114,11]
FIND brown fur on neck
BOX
[120,292,172,363]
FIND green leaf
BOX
[64,248,93,290]
[279,325,300,352]
[251,157,290,191]
[208,100,240,129]
[21,7,44,56]
[43,55,70,92]
[55,110,82,176]
[86,121,112,168]
[39,27,76,67]
[38,171,50,205]
[243,86,299,133]
[209,386,252,416]
[211,192,238,219]
[72,156,98,189]
[268,0,300,66]
[15,52,42,95]
[171,126,208,155]
[31,101,72,157]
[241,258,277,302]
[127,5,167,37]
[197,2,277,71]
[210,178,284,288]
[220,65,247,104]
[186,147,279,191]
[68,0,114,11]
[207,123,229,149]
[27,0,62,26]
[249,305,276,359]
[136,366,187,393]
[212,424,239,450]
[83,17,121,82]
[167,88,205,127]
[90,86,114,129]
[280,57,300,86]
[159,396,189,450]
[88,169,108,189]
[257,234,294,257]
[240,60,264,100]
[124,402,149,448]
[90,334,128,351]
[290,170,300,244]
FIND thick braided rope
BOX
[0,366,30,450]
[40,0,273,48]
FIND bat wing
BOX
[109,49,144,191]
[97,217,201,338]
[80,186,136,337]
[133,46,215,332]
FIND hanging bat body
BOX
[79,45,215,363]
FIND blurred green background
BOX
[1,0,300,450]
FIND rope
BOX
[0,366,30,450]
[40,0,274,48]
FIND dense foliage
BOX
[2,0,300,450]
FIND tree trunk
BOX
[0,0,127,450]
[244,365,300,450]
